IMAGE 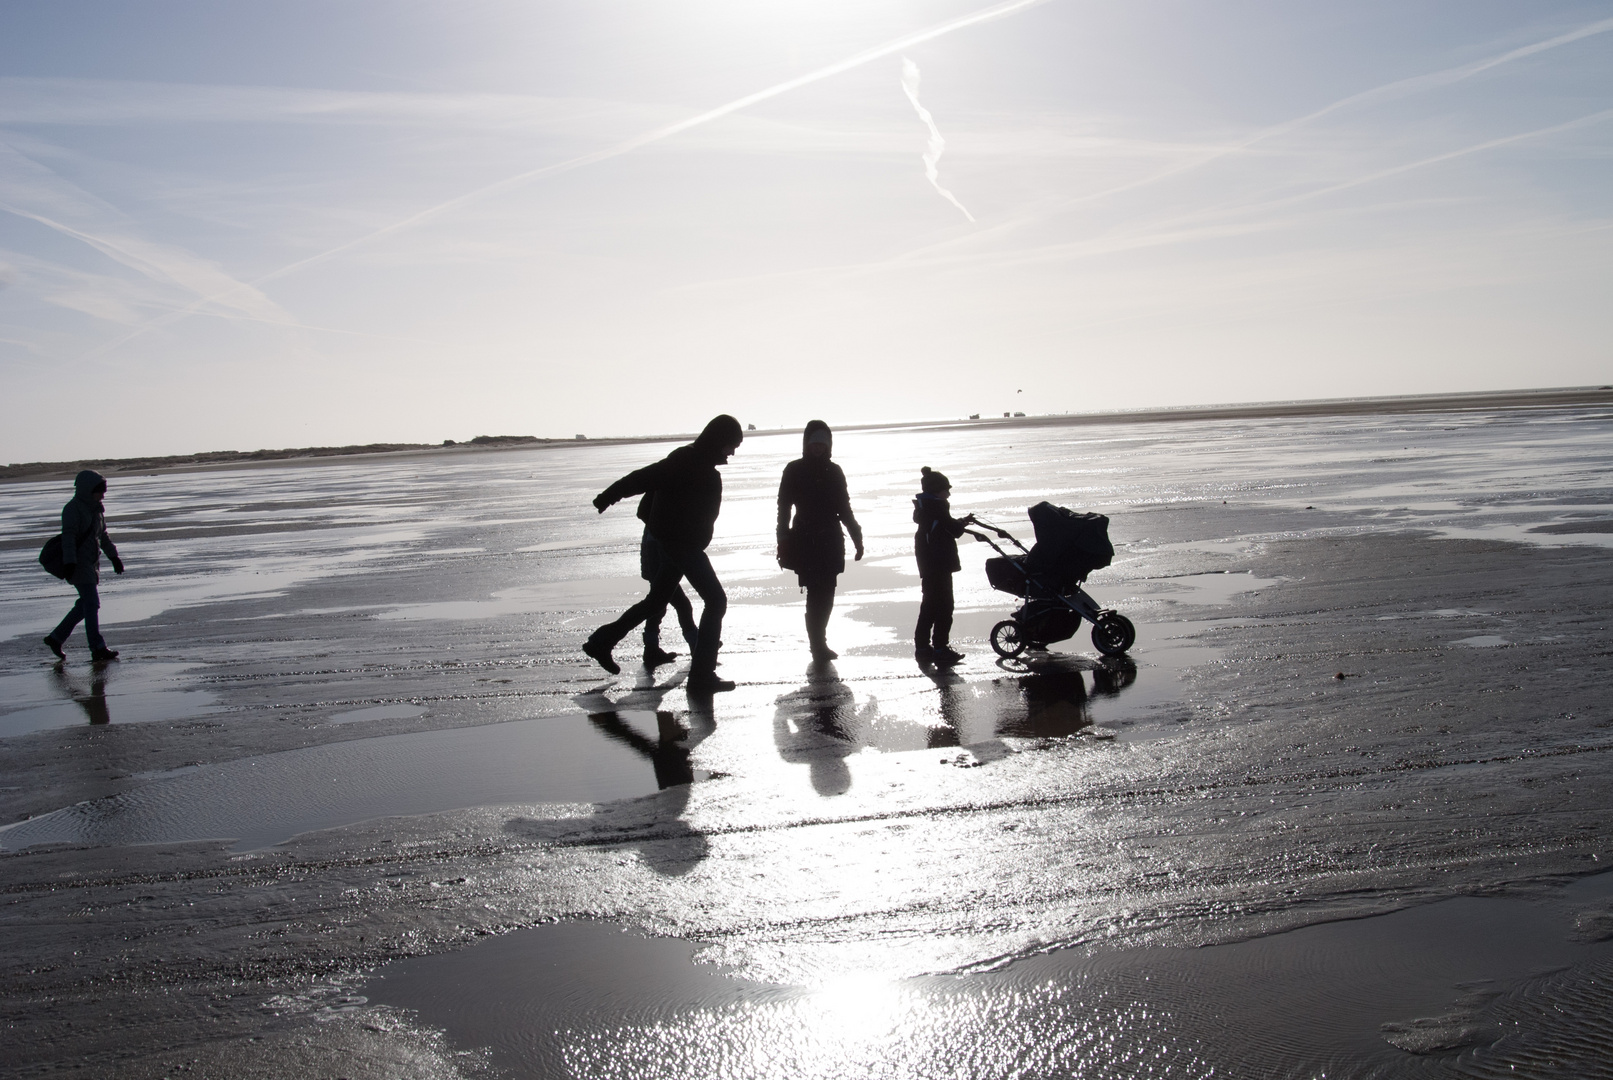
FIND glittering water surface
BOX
[2,406,1612,1077]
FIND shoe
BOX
[582,637,620,675]
[91,648,120,663]
[643,647,679,668]
[811,645,838,662]
[932,647,965,665]
[44,637,65,660]
[685,674,735,694]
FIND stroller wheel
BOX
[990,620,1027,658]
[1091,612,1136,657]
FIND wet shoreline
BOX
[2,408,1611,1077]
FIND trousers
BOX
[915,573,954,648]
[50,580,106,652]
[594,545,726,676]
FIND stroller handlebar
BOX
[966,520,1030,557]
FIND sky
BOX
[1,0,1610,462]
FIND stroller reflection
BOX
[928,651,1139,754]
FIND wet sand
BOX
[2,403,1612,1078]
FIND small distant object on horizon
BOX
[575,434,587,441]
[969,413,980,419]
[442,439,456,446]
[1014,411,1026,417]
[1003,412,1011,417]
[747,423,756,431]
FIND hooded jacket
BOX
[776,421,862,578]
[596,415,743,552]
[913,492,966,577]
[61,470,120,585]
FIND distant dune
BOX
[5,386,1610,484]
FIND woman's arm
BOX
[833,466,864,558]
[776,462,795,541]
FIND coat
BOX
[777,457,862,583]
[61,470,120,586]
[598,444,725,552]
[913,493,965,577]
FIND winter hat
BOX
[920,466,950,494]
[694,414,745,453]
[803,419,832,454]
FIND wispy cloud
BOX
[74,0,1051,357]
[900,57,974,222]
[0,140,292,325]
[1053,13,1613,210]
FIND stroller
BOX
[968,502,1136,659]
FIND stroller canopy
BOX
[1023,501,1113,585]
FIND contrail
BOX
[901,57,975,222]
[85,0,1047,358]
[1060,14,1613,210]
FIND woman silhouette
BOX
[776,420,863,661]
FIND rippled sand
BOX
[2,404,1611,1077]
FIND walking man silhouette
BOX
[584,415,744,694]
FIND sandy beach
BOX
[3,399,1612,1078]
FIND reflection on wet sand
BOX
[577,676,715,876]
[772,653,1141,794]
[51,663,112,725]
[774,663,864,796]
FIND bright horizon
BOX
[3,0,1611,462]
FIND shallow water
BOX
[366,871,1613,1079]
[2,405,1611,1077]
[0,710,671,852]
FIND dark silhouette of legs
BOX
[643,583,697,662]
[915,574,954,649]
[592,547,726,679]
[805,582,836,660]
[669,585,698,648]
[49,582,106,654]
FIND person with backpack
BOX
[584,415,744,694]
[913,466,974,665]
[43,470,124,663]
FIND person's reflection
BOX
[575,674,713,876]
[774,663,865,796]
[52,662,112,725]
[588,710,697,789]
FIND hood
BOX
[802,419,832,457]
[693,414,744,455]
[74,469,106,499]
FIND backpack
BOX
[39,517,93,581]
[39,535,70,579]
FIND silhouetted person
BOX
[637,498,699,669]
[776,420,864,662]
[585,415,744,694]
[913,466,973,666]
[44,470,124,663]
